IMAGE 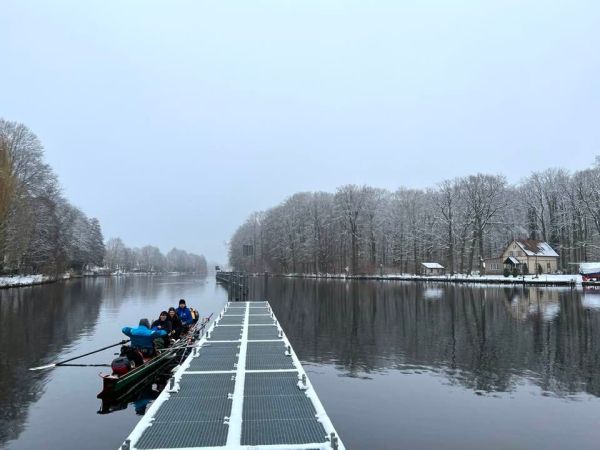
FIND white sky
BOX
[1,0,599,262]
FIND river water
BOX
[1,275,600,449]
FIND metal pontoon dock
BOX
[120,301,345,450]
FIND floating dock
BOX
[120,301,345,450]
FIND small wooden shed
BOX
[421,262,445,276]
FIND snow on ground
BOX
[282,272,583,285]
[381,273,583,284]
[0,274,52,288]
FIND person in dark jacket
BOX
[151,311,172,348]
[167,307,183,339]
[122,318,167,357]
[177,299,193,327]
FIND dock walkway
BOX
[120,301,344,450]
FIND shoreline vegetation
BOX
[230,162,600,279]
[0,119,105,276]
[1,119,208,281]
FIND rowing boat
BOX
[97,320,208,402]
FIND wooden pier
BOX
[119,301,344,450]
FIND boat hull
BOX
[97,320,207,402]
[97,350,178,400]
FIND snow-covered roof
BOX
[504,256,520,265]
[579,263,600,274]
[514,240,559,257]
[422,262,444,269]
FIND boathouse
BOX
[421,262,445,276]
[485,239,559,275]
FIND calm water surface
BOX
[2,276,600,449]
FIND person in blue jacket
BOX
[176,299,193,328]
[122,318,167,357]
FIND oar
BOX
[29,339,130,371]
[52,363,112,367]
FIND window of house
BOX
[547,262,551,271]
[509,251,514,256]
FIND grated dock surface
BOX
[122,301,344,450]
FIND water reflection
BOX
[0,274,221,450]
[98,376,165,416]
[3,276,599,450]
[254,278,600,398]
[0,280,103,446]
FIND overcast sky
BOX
[1,1,599,263]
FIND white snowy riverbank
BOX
[0,274,54,288]
[273,272,585,286]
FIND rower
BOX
[122,318,167,357]
[167,307,183,339]
[151,311,172,349]
[176,299,193,331]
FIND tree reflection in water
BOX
[0,279,102,446]
[254,278,600,398]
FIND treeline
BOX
[0,119,105,275]
[230,161,600,275]
[105,238,208,274]
[0,119,208,277]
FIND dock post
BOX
[330,432,339,449]
[264,271,269,300]
[227,272,232,301]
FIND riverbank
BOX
[269,272,587,287]
[0,275,55,289]
[0,271,208,289]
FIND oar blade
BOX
[29,363,56,371]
